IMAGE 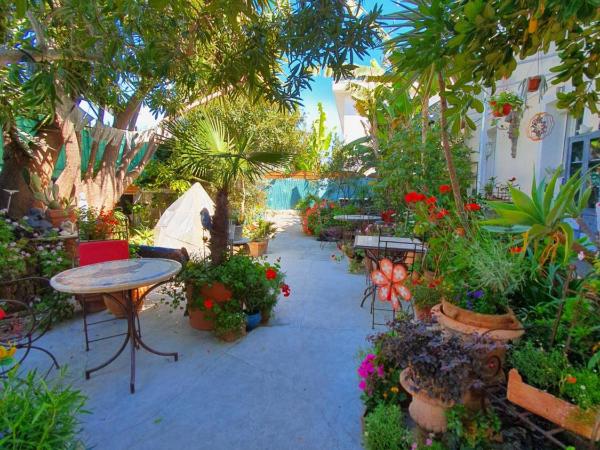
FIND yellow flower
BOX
[390,386,399,393]
[0,345,16,360]
[383,392,388,399]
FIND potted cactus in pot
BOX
[25,173,75,229]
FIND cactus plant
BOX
[25,171,63,210]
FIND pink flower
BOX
[377,365,384,377]
[358,380,367,391]
[426,438,433,446]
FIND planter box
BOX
[247,240,268,257]
[507,369,600,441]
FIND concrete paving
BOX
[25,213,383,450]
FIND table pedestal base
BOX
[85,289,178,394]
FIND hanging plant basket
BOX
[527,76,542,92]
[489,92,523,118]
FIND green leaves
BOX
[483,168,591,263]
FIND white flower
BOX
[37,246,44,251]
[22,216,28,220]
[577,251,585,261]
[57,257,62,262]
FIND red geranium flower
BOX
[0,308,5,320]
[203,299,214,310]
[280,283,291,297]
[509,246,523,254]
[439,185,451,194]
[465,203,481,212]
[425,196,437,205]
[266,268,277,280]
[435,209,449,219]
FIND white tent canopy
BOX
[153,183,214,257]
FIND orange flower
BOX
[565,375,577,384]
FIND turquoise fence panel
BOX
[265,178,321,209]
[264,177,374,210]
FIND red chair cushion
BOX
[78,240,129,266]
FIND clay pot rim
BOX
[442,298,514,321]
[433,304,525,341]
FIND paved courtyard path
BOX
[34,213,376,450]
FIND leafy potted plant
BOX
[411,280,444,321]
[183,259,232,331]
[379,318,499,432]
[488,92,523,118]
[244,219,276,257]
[213,300,246,342]
[26,174,75,229]
[432,231,526,346]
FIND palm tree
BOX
[166,112,291,265]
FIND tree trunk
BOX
[437,72,467,223]
[210,187,229,266]
[0,121,65,217]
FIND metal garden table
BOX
[50,258,181,393]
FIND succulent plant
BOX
[25,171,64,210]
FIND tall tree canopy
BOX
[0,0,381,215]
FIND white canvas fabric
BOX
[153,183,214,257]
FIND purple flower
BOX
[465,300,473,310]
[426,438,433,446]
[377,365,384,377]
[472,289,484,299]
[358,380,367,391]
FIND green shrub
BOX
[363,403,410,450]
[560,367,600,411]
[508,341,569,392]
[0,370,87,449]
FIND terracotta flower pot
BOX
[507,369,600,441]
[217,325,246,343]
[188,307,215,330]
[247,240,268,257]
[46,208,75,229]
[400,368,455,433]
[441,299,521,330]
[414,304,432,321]
[527,76,541,92]
[103,286,148,318]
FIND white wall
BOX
[333,80,370,144]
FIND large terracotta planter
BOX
[188,307,215,331]
[507,369,600,441]
[46,208,75,229]
[103,286,148,318]
[435,300,524,342]
[400,368,482,433]
[400,368,455,433]
[186,282,232,331]
[247,240,268,257]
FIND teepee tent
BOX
[154,183,214,256]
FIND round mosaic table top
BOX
[50,258,181,294]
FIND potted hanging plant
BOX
[411,279,444,321]
[379,318,500,433]
[488,92,524,118]
[244,219,277,257]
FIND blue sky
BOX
[136,1,396,133]
[299,1,395,136]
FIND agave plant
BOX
[483,168,591,264]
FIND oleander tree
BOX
[0,0,381,216]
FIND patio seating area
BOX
[18,214,373,449]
